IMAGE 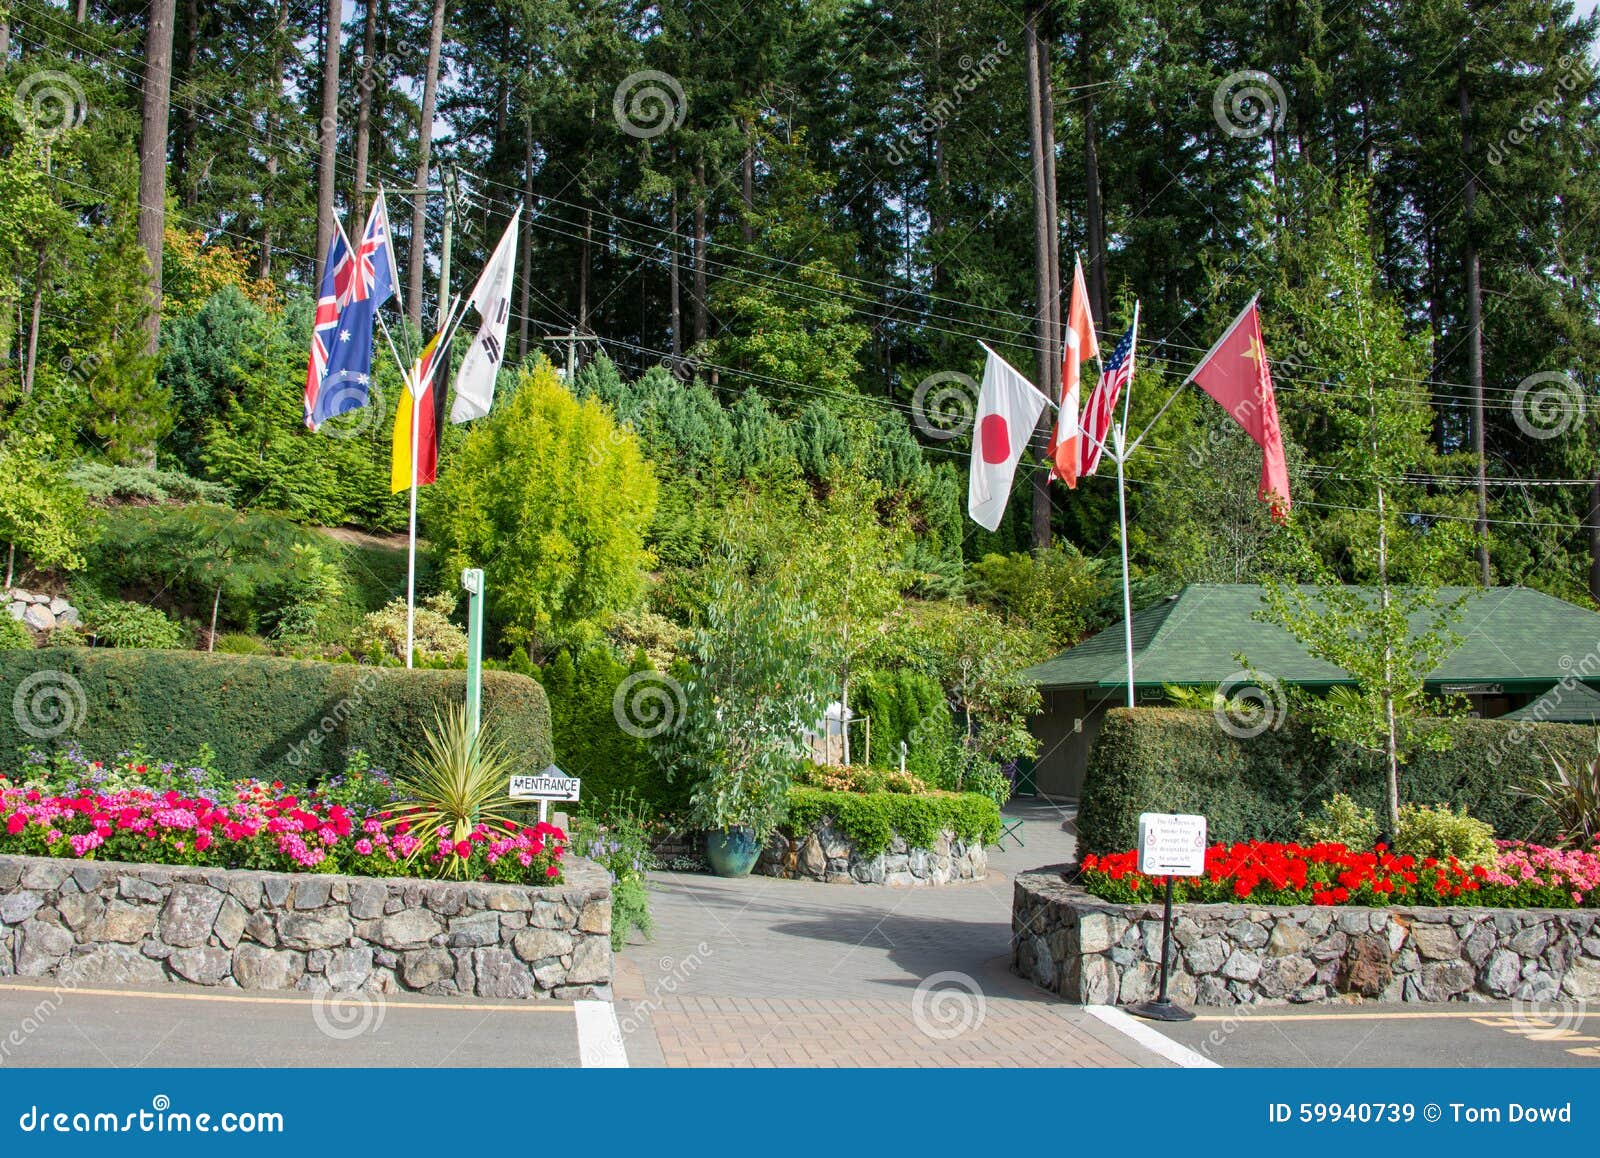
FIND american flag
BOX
[1078,321,1137,477]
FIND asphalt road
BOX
[1143,1001,1600,1068]
[0,979,606,1068]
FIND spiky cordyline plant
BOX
[388,705,522,877]
[1521,740,1600,850]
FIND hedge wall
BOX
[784,787,1002,856]
[0,648,551,784]
[1075,708,1598,855]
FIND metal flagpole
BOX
[1111,300,1141,709]
[405,354,421,669]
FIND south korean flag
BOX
[450,206,522,423]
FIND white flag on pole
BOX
[450,206,522,423]
[968,343,1051,532]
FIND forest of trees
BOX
[3,0,1600,603]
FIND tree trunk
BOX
[517,104,533,359]
[137,0,177,357]
[405,0,447,327]
[741,119,755,244]
[1588,479,1600,604]
[172,0,200,209]
[313,0,343,290]
[23,247,43,394]
[4,544,13,590]
[209,585,221,652]
[351,0,379,223]
[258,0,288,280]
[669,188,682,361]
[76,1,88,21]
[692,156,707,345]
[578,208,592,331]
[0,20,8,73]
[1458,76,1490,584]
[1023,5,1054,550]
[1081,36,1107,319]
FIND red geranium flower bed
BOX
[1079,839,1600,909]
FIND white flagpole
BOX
[1112,300,1141,709]
[405,355,421,669]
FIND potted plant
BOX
[660,561,833,877]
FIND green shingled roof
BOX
[1021,583,1600,691]
[1504,681,1600,724]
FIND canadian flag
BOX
[1049,258,1098,487]
[968,344,1051,532]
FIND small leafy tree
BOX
[658,556,833,837]
[0,429,88,586]
[1257,180,1477,832]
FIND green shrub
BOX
[1300,793,1379,848]
[77,597,188,649]
[67,461,233,506]
[1076,708,1592,855]
[351,592,466,665]
[0,647,551,785]
[782,787,1001,856]
[0,616,34,650]
[1396,802,1498,868]
[214,632,271,655]
[1517,738,1600,848]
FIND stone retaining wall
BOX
[0,853,613,1000]
[1013,866,1600,1007]
[760,819,986,886]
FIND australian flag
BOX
[304,193,398,430]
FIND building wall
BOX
[1030,688,1111,800]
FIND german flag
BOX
[390,328,452,492]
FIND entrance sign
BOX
[509,767,581,802]
[1137,812,1207,876]
[1129,811,1208,1024]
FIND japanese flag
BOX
[450,207,521,423]
[968,344,1050,532]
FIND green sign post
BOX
[461,567,485,740]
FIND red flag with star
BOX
[1185,297,1291,518]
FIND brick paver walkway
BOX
[615,798,1169,1068]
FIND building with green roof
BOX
[1020,583,1600,798]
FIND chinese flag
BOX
[1049,258,1099,487]
[1185,298,1291,518]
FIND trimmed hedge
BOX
[1075,708,1599,855]
[0,647,551,784]
[783,787,1002,856]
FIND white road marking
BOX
[575,999,629,1068]
[1085,1004,1221,1068]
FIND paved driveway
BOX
[616,797,1175,1067]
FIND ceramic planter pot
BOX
[703,826,761,877]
